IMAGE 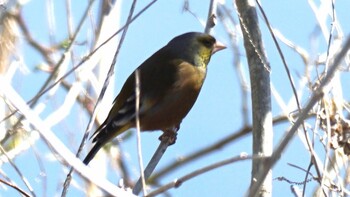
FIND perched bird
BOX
[83,32,225,164]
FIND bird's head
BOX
[166,32,226,68]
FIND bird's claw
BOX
[159,131,178,145]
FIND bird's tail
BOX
[83,123,130,164]
[83,142,103,165]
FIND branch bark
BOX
[235,1,272,196]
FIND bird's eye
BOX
[201,38,214,48]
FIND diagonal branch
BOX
[248,35,350,196]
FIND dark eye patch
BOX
[200,36,215,48]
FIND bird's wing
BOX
[91,50,181,141]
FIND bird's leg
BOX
[159,125,179,145]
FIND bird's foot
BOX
[159,128,178,145]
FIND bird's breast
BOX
[174,63,207,91]
[139,63,207,131]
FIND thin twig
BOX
[204,0,217,34]
[287,163,318,179]
[0,178,31,197]
[217,4,250,126]
[248,35,350,197]
[13,12,54,65]
[0,145,35,197]
[150,116,289,183]
[135,68,147,195]
[182,0,205,27]
[256,0,324,192]
[319,1,337,195]
[146,154,253,197]
[132,138,173,195]
[0,0,159,126]
[0,78,135,196]
[62,0,140,195]
[8,0,97,135]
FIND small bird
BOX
[83,32,225,164]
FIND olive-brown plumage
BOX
[83,32,225,164]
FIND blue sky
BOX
[3,0,350,196]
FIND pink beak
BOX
[212,41,226,54]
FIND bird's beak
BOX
[212,41,226,54]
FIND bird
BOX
[83,32,226,164]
